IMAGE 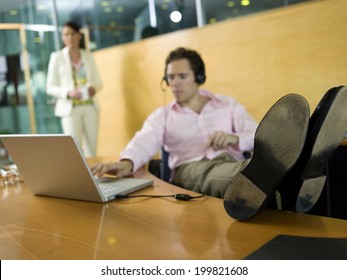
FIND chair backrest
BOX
[160,147,171,182]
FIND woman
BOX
[46,21,102,156]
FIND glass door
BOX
[0,23,62,135]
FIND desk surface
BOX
[1,157,347,260]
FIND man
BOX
[92,47,347,221]
[91,47,258,198]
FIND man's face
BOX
[166,59,199,105]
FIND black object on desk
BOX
[245,234,347,260]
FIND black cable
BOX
[115,193,205,201]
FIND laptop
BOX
[0,134,153,202]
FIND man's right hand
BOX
[90,160,133,178]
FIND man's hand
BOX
[90,160,133,178]
[208,131,239,151]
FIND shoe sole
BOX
[295,86,347,212]
[224,94,309,220]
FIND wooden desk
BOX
[1,157,347,260]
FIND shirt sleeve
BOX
[228,99,258,155]
[120,108,166,172]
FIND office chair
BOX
[148,147,171,182]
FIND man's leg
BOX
[224,94,310,220]
[278,86,347,213]
[172,153,249,198]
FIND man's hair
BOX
[164,47,206,84]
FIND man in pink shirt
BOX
[92,47,258,194]
[92,47,347,221]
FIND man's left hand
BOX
[208,131,239,151]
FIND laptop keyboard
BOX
[94,177,121,195]
[99,184,121,196]
[94,176,152,198]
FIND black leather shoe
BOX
[278,86,347,213]
[223,94,310,220]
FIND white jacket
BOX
[46,47,102,117]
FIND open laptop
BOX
[0,134,153,202]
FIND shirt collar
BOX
[169,89,226,112]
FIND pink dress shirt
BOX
[120,89,258,172]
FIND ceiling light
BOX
[100,1,109,7]
[241,0,250,6]
[116,6,124,13]
[36,4,46,11]
[227,1,235,8]
[9,10,18,16]
[170,11,182,23]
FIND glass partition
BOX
[201,0,309,24]
[0,0,312,50]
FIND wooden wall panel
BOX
[94,0,347,157]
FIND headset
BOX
[161,48,206,88]
[162,67,206,87]
[162,69,205,86]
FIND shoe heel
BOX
[296,176,326,212]
[224,173,267,220]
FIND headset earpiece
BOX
[160,76,168,92]
[195,72,206,84]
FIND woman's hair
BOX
[63,21,81,33]
[62,21,85,49]
[164,47,206,84]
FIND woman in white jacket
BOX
[46,21,102,156]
